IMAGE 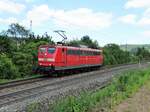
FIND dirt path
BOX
[113,81,150,112]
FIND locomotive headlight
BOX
[38,58,44,61]
[47,58,55,62]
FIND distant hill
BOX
[120,44,150,52]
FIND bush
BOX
[0,54,19,79]
[12,52,33,77]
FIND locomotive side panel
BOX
[66,48,80,67]
[54,47,67,67]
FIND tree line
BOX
[0,23,150,79]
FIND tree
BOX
[67,35,99,49]
[81,35,99,48]
[135,47,150,60]
[6,23,30,38]
[103,44,131,65]
[81,35,92,45]
[0,36,17,55]
[67,39,81,47]
[0,30,8,36]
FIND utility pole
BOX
[125,41,127,52]
[125,41,128,63]
[30,20,32,32]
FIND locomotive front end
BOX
[37,45,56,73]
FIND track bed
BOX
[0,63,149,112]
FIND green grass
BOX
[0,74,42,84]
[27,67,150,112]
[50,68,150,112]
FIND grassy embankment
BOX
[28,67,150,112]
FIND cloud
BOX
[25,5,113,30]
[25,0,35,3]
[141,30,150,37]
[0,17,18,24]
[123,0,150,26]
[119,8,150,26]
[54,8,113,30]
[118,14,137,24]
[123,1,150,26]
[0,0,25,14]
[138,8,150,26]
[138,17,150,26]
[125,0,150,9]
[26,5,51,26]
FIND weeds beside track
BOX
[47,67,150,112]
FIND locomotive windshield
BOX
[39,48,46,53]
[48,48,56,54]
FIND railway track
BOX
[0,76,47,90]
[0,63,149,111]
[0,63,136,90]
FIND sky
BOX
[0,0,150,46]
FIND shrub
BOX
[12,52,33,77]
[0,54,19,79]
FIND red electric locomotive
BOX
[37,30,104,75]
[37,44,103,74]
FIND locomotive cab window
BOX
[48,48,56,54]
[39,48,46,53]
[67,49,80,55]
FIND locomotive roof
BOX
[39,45,102,52]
